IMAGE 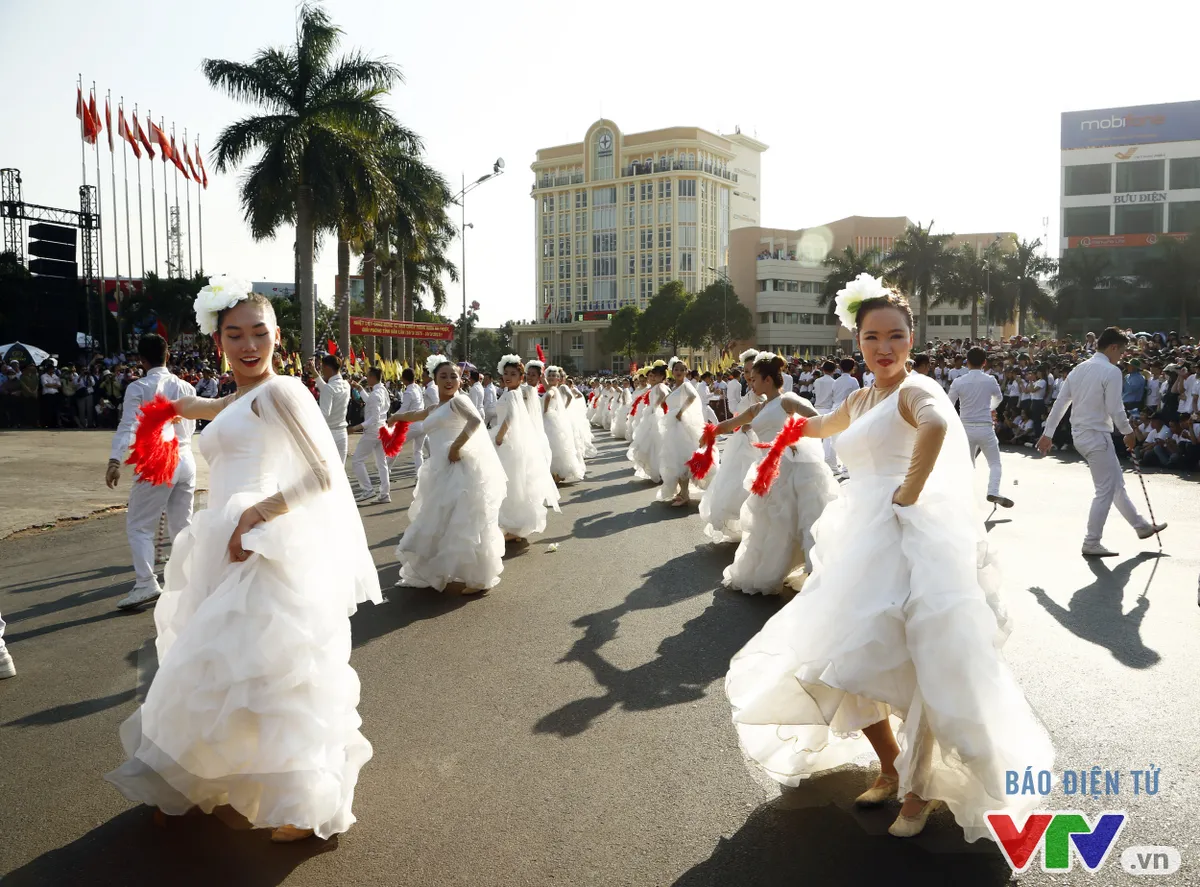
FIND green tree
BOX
[997,238,1057,336]
[1053,249,1120,337]
[884,221,956,345]
[203,2,402,357]
[819,245,882,318]
[935,243,1008,341]
[679,281,754,350]
[600,304,641,363]
[637,280,692,355]
[1134,232,1200,334]
[122,272,208,341]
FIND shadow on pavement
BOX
[4,607,128,645]
[672,770,1011,887]
[1028,551,1163,668]
[535,546,779,737]
[571,502,690,538]
[350,583,471,649]
[1,806,336,887]
[3,687,136,727]
[0,563,133,596]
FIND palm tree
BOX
[819,245,882,317]
[998,238,1057,337]
[934,245,987,341]
[203,2,401,357]
[1052,249,1118,337]
[1134,233,1200,335]
[883,221,955,346]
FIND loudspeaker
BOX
[29,223,77,245]
[29,257,78,279]
[28,240,75,262]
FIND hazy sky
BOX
[2,0,1197,327]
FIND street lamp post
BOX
[453,158,505,364]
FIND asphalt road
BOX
[1,431,1198,887]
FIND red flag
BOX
[185,147,199,181]
[327,339,337,355]
[349,345,357,367]
[76,87,98,144]
[133,112,155,160]
[89,92,102,141]
[195,144,208,189]
[169,133,189,178]
[105,97,113,151]
[149,120,172,163]
[118,109,141,159]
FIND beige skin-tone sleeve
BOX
[800,392,857,439]
[893,386,948,506]
[174,393,234,421]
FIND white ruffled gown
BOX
[105,376,382,839]
[699,387,764,543]
[542,387,586,482]
[657,379,716,502]
[725,374,1054,843]
[611,388,630,439]
[722,394,839,594]
[396,393,507,590]
[569,389,598,460]
[492,387,560,538]
[627,383,667,482]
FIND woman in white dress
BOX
[725,278,1054,841]
[699,349,765,543]
[567,377,598,460]
[625,373,648,442]
[540,367,586,483]
[715,353,839,594]
[657,357,714,506]
[105,283,381,844]
[492,354,560,543]
[389,355,507,594]
[627,362,668,483]
[611,380,631,439]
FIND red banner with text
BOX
[1067,232,1190,249]
[349,316,454,340]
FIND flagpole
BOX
[160,116,169,277]
[121,98,134,284]
[93,82,108,354]
[133,103,145,278]
[172,123,181,279]
[108,90,124,350]
[78,75,94,356]
[196,134,204,273]
[147,107,158,276]
[184,126,193,278]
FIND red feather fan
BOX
[379,421,411,458]
[126,393,180,485]
[630,391,651,416]
[750,416,808,496]
[536,344,546,363]
[538,384,546,395]
[686,423,719,480]
[661,401,669,414]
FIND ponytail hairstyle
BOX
[751,351,786,389]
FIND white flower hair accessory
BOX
[834,273,888,331]
[497,354,522,375]
[754,351,778,364]
[426,354,451,377]
[739,348,759,363]
[194,275,254,335]
[526,359,545,371]
[667,356,682,371]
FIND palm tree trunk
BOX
[363,230,376,363]
[970,296,979,341]
[337,226,350,359]
[396,259,407,366]
[377,222,391,362]
[296,184,315,357]
[918,288,928,346]
[1018,293,1026,338]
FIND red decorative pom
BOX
[661,400,669,414]
[751,415,808,497]
[537,384,546,395]
[536,344,546,363]
[379,422,410,458]
[687,423,719,480]
[630,391,650,416]
[126,393,180,486]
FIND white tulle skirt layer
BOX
[722,439,838,595]
[544,407,585,482]
[396,446,507,591]
[104,494,373,838]
[699,430,759,543]
[725,473,1054,843]
[492,428,557,539]
[627,409,664,482]
[612,403,630,439]
[657,408,714,501]
[570,399,598,460]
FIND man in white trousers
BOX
[950,347,1013,508]
[827,358,860,475]
[349,366,391,504]
[106,334,197,610]
[310,354,351,466]
[1038,327,1167,557]
[398,367,427,471]
[482,371,498,427]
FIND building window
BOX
[576,235,588,255]
[576,257,588,277]
[593,129,614,181]
[595,279,616,302]
[578,282,588,299]
[757,280,767,292]
[658,179,672,199]
[927,315,942,326]
[559,237,570,256]
[679,252,694,272]
[658,203,672,224]
[576,211,587,232]
[658,228,672,249]
[678,179,696,197]
[627,184,635,203]
[961,315,973,326]
[757,312,769,323]
[1170,157,1200,190]
[543,239,554,257]
[658,252,672,273]
[679,202,697,223]
[611,354,628,373]
[627,255,635,275]
[1063,205,1110,237]
[571,334,584,353]
[640,181,653,201]
[797,313,812,324]
[1064,163,1111,196]
[542,284,553,304]
[559,259,570,278]
[575,190,588,209]
[542,195,555,213]
[541,216,553,235]
[1114,203,1163,235]
[785,280,799,292]
[1115,159,1165,193]
[1169,200,1200,233]
[542,260,553,280]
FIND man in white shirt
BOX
[725,369,744,417]
[696,373,719,424]
[781,364,794,394]
[195,368,219,399]
[105,334,197,610]
[349,366,391,504]
[423,370,439,409]
[1039,328,1166,556]
[310,354,351,465]
[468,369,485,414]
[949,347,1012,507]
[831,358,861,409]
[398,367,427,470]
[482,371,498,426]
[812,361,837,412]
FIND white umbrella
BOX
[1,342,51,366]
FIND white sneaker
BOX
[354,489,376,501]
[373,495,392,505]
[0,650,15,679]
[117,583,163,610]
[1081,543,1119,558]
[1137,522,1167,540]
